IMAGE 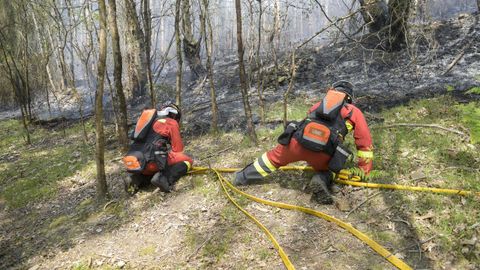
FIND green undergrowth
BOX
[369,95,480,267]
[0,119,95,208]
[187,95,480,268]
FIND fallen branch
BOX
[386,235,437,258]
[103,200,116,210]
[199,146,235,161]
[346,191,382,218]
[188,97,243,114]
[375,123,467,137]
[443,42,472,75]
[186,233,214,262]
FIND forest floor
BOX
[1,11,480,270]
[1,93,480,270]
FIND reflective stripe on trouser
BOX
[357,150,373,159]
[236,153,277,185]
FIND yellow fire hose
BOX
[214,169,412,270]
[189,165,480,269]
[213,169,295,270]
[191,167,413,269]
[335,179,480,196]
[192,166,480,197]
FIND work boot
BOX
[310,172,334,205]
[151,172,171,193]
[167,162,189,186]
[125,174,146,195]
[232,171,249,186]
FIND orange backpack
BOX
[295,90,349,154]
[122,109,158,173]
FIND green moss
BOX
[71,261,91,270]
[446,85,455,92]
[220,204,244,224]
[263,98,312,122]
[49,215,71,229]
[466,87,480,95]
[202,229,234,262]
[0,119,95,208]
[456,103,480,144]
[184,226,197,251]
[139,245,156,256]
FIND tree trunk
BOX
[358,0,389,33]
[0,38,31,144]
[201,0,218,133]
[175,0,183,109]
[359,0,412,51]
[124,0,148,98]
[31,10,56,118]
[387,0,411,51]
[181,0,205,81]
[235,0,257,143]
[255,0,265,123]
[107,0,129,152]
[95,0,109,201]
[65,0,88,143]
[283,51,296,127]
[270,0,280,92]
[142,0,156,107]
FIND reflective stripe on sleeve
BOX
[357,150,374,159]
[345,120,354,132]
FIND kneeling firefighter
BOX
[122,102,193,194]
[234,81,373,204]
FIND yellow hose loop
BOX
[191,166,480,197]
[335,179,480,197]
[212,169,295,270]
[214,170,412,270]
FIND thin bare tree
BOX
[107,0,129,152]
[235,0,258,143]
[201,0,218,132]
[175,0,183,109]
[95,0,109,200]
[142,0,156,107]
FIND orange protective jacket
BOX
[142,118,193,175]
[308,102,374,174]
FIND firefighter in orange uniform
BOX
[233,81,373,204]
[123,103,193,194]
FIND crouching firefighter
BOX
[122,102,193,194]
[234,81,373,204]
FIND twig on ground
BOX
[375,123,467,137]
[391,218,411,227]
[346,191,382,218]
[188,97,243,114]
[186,233,214,262]
[363,111,384,122]
[198,146,235,161]
[103,200,116,210]
[443,42,472,75]
[386,235,437,258]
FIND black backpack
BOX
[123,109,169,173]
[294,90,348,155]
